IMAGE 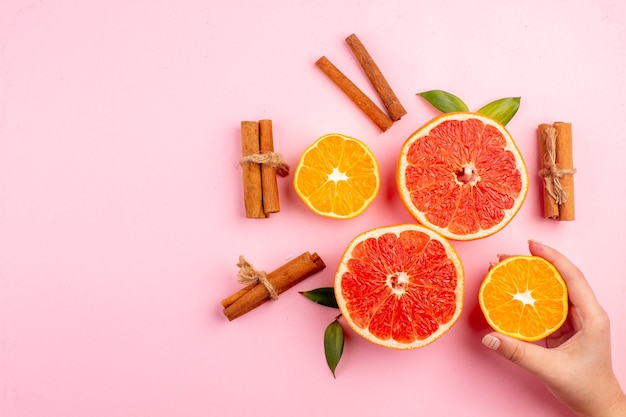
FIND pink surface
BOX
[1,1,625,416]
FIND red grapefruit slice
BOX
[335,224,464,349]
[397,112,529,240]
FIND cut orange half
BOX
[335,224,464,349]
[397,112,529,240]
[294,133,379,219]
[479,255,568,342]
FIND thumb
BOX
[482,332,551,378]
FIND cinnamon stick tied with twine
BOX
[538,122,576,220]
[221,252,326,321]
[240,120,289,218]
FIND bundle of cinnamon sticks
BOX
[222,252,326,321]
[240,119,289,218]
[316,33,406,131]
[538,122,576,220]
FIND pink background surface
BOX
[1,1,625,416]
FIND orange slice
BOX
[294,133,379,219]
[335,224,464,349]
[478,256,568,342]
[397,112,529,240]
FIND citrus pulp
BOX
[335,224,464,349]
[294,133,379,219]
[397,112,528,240]
[479,255,568,342]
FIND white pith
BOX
[387,271,410,296]
[512,289,535,306]
[327,167,348,183]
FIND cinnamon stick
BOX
[538,124,560,219]
[240,121,265,218]
[345,33,406,121]
[259,119,280,214]
[538,122,575,220]
[222,252,326,321]
[315,56,393,132]
[220,285,254,312]
[554,122,575,220]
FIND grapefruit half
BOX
[397,112,529,240]
[335,224,464,349]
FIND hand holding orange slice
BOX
[479,255,568,342]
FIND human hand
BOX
[481,240,626,417]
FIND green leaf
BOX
[417,90,469,113]
[300,287,339,308]
[476,97,521,126]
[324,319,344,378]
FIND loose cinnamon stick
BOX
[240,121,265,218]
[222,252,326,321]
[554,122,575,220]
[345,34,406,121]
[315,56,393,132]
[538,124,560,219]
[259,119,280,214]
[538,122,575,220]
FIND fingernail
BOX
[528,239,543,246]
[482,334,501,350]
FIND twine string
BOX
[236,256,278,300]
[538,126,576,205]
[239,152,290,177]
